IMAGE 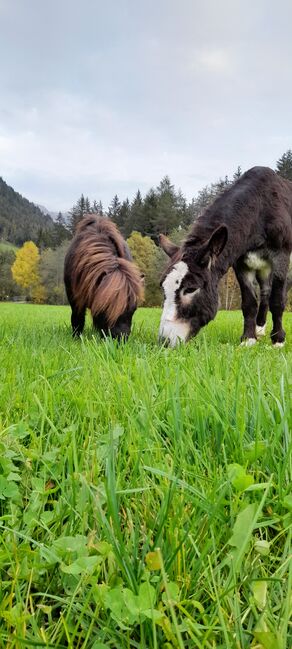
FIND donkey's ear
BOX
[207,225,228,257]
[159,234,179,258]
[197,225,228,267]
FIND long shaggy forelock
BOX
[90,258,143,326]
[72,218,143,326]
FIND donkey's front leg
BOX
[235,265,258,345]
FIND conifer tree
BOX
[92,200,103,215]
[119,198,131,235]
[141,189,157,237]
[124,191,144,237]
[68,194,87,233]
[151,176,182,235]
[108,194,121,226]
[85,197,91,213]
[233,166,242,181]
[276,149,292,180]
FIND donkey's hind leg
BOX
[71,306,85,337]
[256,272,272,336]
[234,263,258,345]
[269,256,289,346]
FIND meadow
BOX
[0,303,291,649]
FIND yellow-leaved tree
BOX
[11,241,46,302]
[127,231,164,306]
[127,231,156,277]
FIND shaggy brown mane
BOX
[70,215,143,326]
[75,214,127,258]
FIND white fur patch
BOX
[288,253,292,281]
[244,252,271,279]
[273,341,285,348]
[256,324,266,336]
[245,269,256,285]
[160,319,191,347]
[160,261,188,322]
[240,338,257,347]
[159,261,191,345]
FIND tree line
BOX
[1,150,292,309]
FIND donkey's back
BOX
[197,166,292,254]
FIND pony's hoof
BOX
[240,338,257,347]
[273,341,285,348]
[256,324,266,336]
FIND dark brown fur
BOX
[64,216,143,338]
[159,167,292,345]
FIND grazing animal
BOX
[159,167,292,347]
[64,215,143,339]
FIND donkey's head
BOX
[158,225,228,346]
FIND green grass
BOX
[0,303,291,649]
[0,241,17,253]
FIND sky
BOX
[0,0,292,213]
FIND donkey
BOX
[64,215,143,340]
[159,167,292,347]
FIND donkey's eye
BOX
[183,286,197,295]
[181,286,201,301]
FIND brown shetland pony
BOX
[64,215,143,339]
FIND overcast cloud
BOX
[0,0,292,211]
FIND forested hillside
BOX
[1,149,292,307]
[0,177,54,246]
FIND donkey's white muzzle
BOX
[159,317,190,347]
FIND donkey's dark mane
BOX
[183,166,292,273]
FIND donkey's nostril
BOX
[158,334,170,347]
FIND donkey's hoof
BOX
[256,324,266,336]
[240,338,257,347]
[273,341,285,348]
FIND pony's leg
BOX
[71,307,85,337]
[92,313,108,337]
[234,264,258,344]
[256,273,272,336]
[64,275,85,337]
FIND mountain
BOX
[0,177,54,246]
[37,204,70,223]
[36,204,53,217]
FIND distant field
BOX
[0,240,17,252]
[0,303,291,648]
